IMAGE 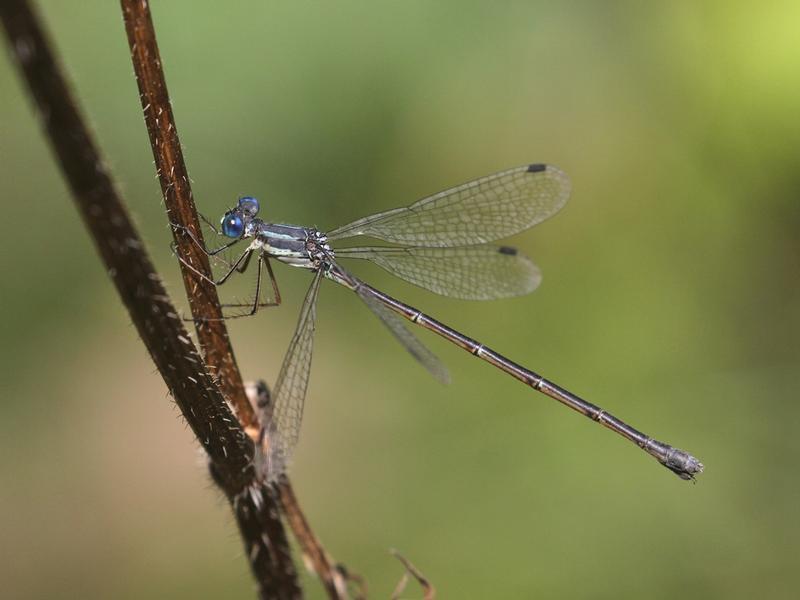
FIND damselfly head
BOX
[220,197,261,238]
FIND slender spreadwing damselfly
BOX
[177,164,703,482]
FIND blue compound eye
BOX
[238,196,260,216]
[221,212,245,238]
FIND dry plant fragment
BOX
[390,549,435,600]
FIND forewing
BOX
[336,245,541,300]
[263,270,322,480]
[327,164,570,247]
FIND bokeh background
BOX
[2,1,799,598]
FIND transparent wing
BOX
[354,278,450,385]
[264,269,322,480]
[336,245,541,300]
[327,164,570,247]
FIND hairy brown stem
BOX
[119,2,358,597]
[119,1,302,597]
[119,3,363,593]
[119,0,256,431]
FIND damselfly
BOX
[179,164,703,481]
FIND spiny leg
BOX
[234,245,254,274]
[172,245,263,322]
[220,254,282,319]
[197,211,221,236]
[172,237,253,287]
[264,255,282,306]
[171,221,241,256]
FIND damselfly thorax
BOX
[247,222,332,270]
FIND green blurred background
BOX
[2,1,798,598]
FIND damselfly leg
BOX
[217,252,282,318]
[171,222,281,319]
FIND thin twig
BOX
[390,550,435,600]
[278,475,357,598]
[1,1,299,598]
